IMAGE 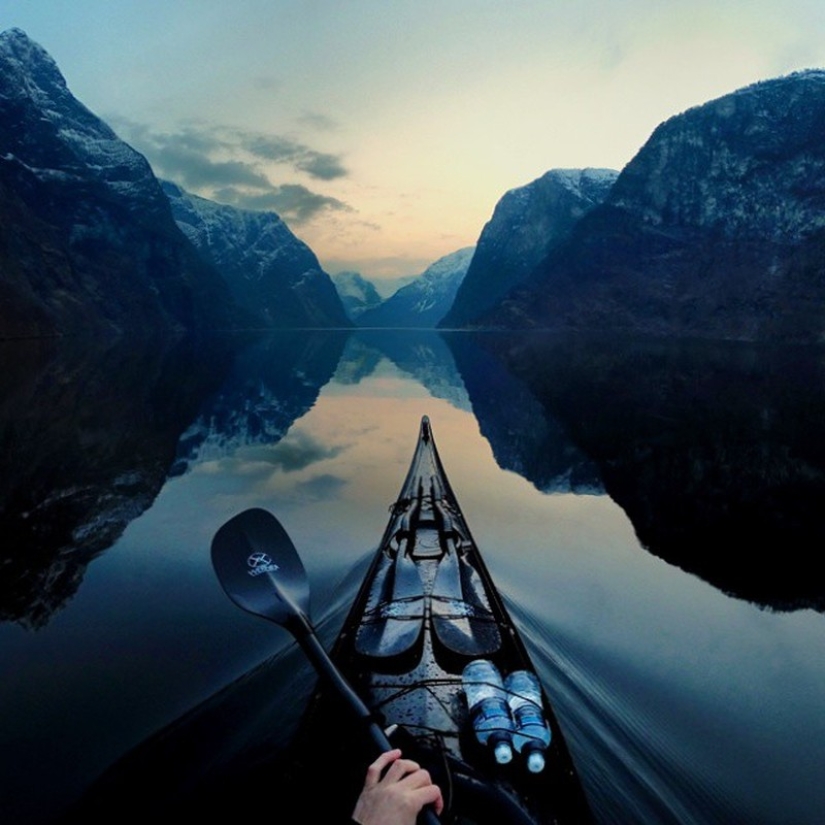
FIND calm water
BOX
[2,330,824,824]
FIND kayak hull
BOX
[295,416,592,824]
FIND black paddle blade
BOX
[211,507,310,625]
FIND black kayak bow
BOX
[211,507,441,825]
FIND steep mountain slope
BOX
[484,72,825,341]
[441,169,617,327]
[163,182,350,328]
[358,247,474,327]
[332,270,383,321]
[0,28,240,338]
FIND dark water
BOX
[2,330,824,824]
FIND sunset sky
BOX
[7,1,825,289]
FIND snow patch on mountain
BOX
[0,28,158,203]
[163,181,350,327]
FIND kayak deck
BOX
[297,416,591,824]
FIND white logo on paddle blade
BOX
[247,552,280,577]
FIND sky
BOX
[5,0,825,288]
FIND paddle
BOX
[211,507,441,825]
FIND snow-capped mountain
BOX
[358,247,475,327]
[483,72,825,341]
[441,169,618,327]
[331,271,383,321]
[162,182,350,328]
[0,28,240,337]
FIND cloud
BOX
[153,143,272,190]
[242,134,306,163]
[239,430,346,472]
[295,151,348,181]
[213,183,351,223]
[292,473,348,502]
[297,111,339,132]
[252,75,282,93]
[240,134,348,181]
[111,117,351,224]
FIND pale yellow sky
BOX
[7,1,825,283]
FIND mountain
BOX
[440,169,618,327]
[331,270,383,321]
[482,72,825,341]
[0,28,241,338]
[163,182,350,328]
[358,247,474,327]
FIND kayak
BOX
[293,416,592,824]
[70,416,590,824]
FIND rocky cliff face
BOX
[441,169,618,327]
[163,182,351,328]
[0,29,240,338]
[484,72,825,341]
[610,73,825,243]
[358,247,474,327]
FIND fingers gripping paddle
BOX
[211,508,441,825]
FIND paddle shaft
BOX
[287,612,391,751]
[288,613,441,825]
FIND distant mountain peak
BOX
[1,26,103,133]
[0,27,158,207]
[609,69,825,245]
[332,271,383,321]
[358,247,475,328]
[0,27,59,70]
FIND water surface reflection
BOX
[1,331,823,825]
[468,333,825,612]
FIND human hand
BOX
[351,748,444,825]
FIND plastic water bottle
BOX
[462,659,514,764]
[505,670,551,773]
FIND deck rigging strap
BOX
[354,551,501,659]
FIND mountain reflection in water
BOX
[1,330,824,825]
[0,335,233,628]
[470,333,825,612]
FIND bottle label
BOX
[514,704,545,729]
[470,697,511,727]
